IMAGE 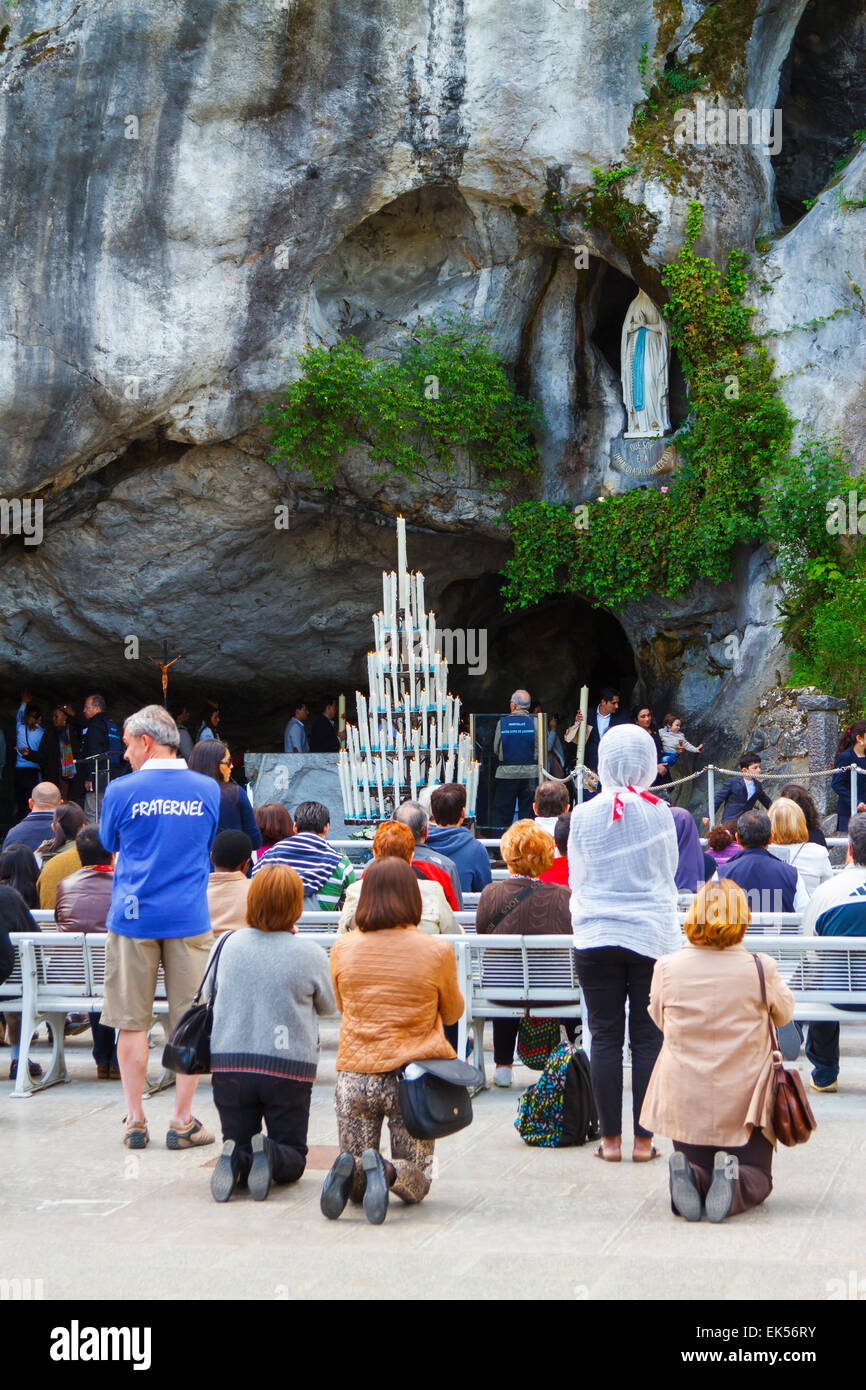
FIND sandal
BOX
[632,1145,662,1162]
[594,1142,622,1162]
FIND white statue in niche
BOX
[621,289,671,438]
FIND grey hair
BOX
[417,786,434,815]
[849,813,866,867]
[86,693,107,712]
[510,689,531,710]
[124,704,180,749]
[395,800,428,843]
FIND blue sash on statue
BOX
[632,325,646,412]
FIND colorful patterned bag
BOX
[515,1043,600,1148]
[516,1018,562,1070]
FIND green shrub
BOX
[265,315,542,488]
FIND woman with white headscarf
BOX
[568,724,680,1162]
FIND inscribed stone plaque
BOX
[609,435,676,488]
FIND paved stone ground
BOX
[0,1019,864,1302]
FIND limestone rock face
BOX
[1,0,864,741]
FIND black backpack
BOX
[515,1042,600,1147]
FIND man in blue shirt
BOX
[100,705,220,1151]
[803,812,866,1093]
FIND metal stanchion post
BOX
[576,765,584,804]
[707,765,715,827]
[851,763,858,820]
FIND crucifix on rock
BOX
[150,640,182,705]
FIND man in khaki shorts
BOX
[99,705,221,1149]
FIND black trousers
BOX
[13,768,40,819]
[492,778,537,828]
[211,1071,312,1184]
[574,946,661,1139]
[493,1017,579,1065]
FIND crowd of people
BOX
[0,686,861,1229]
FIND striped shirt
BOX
[802,864,866,937]
[251,832,356,909]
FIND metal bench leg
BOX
[472,1018,486,1090]
[145,1016,175,1097]
[35,1012,71,1091]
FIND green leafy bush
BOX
[264,315,542,488]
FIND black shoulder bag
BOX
[397,1057,485,1141]
[162,933,231,1075]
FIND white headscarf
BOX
[598,724,658,795]
[568,723,680,958]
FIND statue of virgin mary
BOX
[621,289,670,438]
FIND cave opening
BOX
[587,260,688,432]
[772,0,866,227]
[435,571,638,721]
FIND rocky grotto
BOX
[1,0,865,752]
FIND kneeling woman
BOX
[640,880,795,1222]
[205,863,335,1202]
[322,858,464,1225]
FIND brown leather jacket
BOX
[55,867,113,933]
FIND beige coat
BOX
[640,942,795,1148]
[206,870,251,936]
[338,876,462,936]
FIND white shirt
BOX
[743,778,756,800]
[533,815,560,837]
[596,708,612,741]
[767,842,834,899]
[568,725,680,959]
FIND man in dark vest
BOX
[713,808,809,915]
[492,689,538,828]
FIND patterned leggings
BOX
[335,1072,435,1205]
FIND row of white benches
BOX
[3,921,865,1096]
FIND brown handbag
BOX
[754,955,817,1147]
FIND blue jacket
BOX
[720,847,800,914]
[99,760,220,939]
[714,775,771,821]
[218,782,263,848]
[425,824,492,893]
[831,751,866,825]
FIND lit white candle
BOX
[410,755,418,802]
[577,684,589,768]
[428,613,436,663]
[396,728,403,774]
[420,706,427,750]
[375,757,385,817]
[403,690,411,736]
[367,652,375,705]
[362,765,371,820]
[416,572,424,623]
[397,517,407,602]
[413,725,421,764]
[384,689,392,749]
[358,694,369,752]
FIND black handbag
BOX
[161,934,231,1075]
[397,1058,485,1140]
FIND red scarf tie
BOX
[612,785,661,821]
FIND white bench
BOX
[4,933,172,1098]
[7,927,864,1096]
